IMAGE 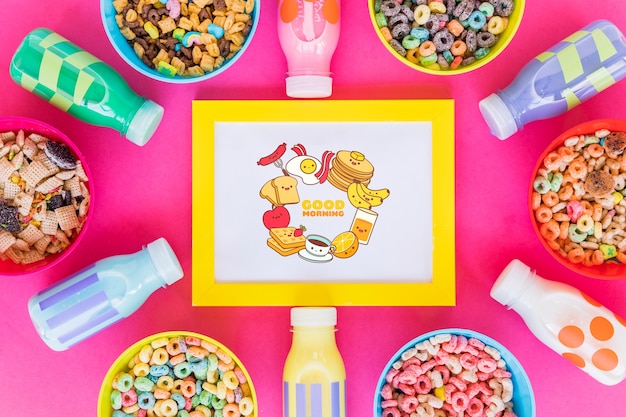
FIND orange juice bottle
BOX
[283,307,347,417]
[350,208,378,245]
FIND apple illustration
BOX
[263,206,290,229]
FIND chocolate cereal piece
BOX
[380,0,401,16]
[399,5,414,21]
[495,0,515,17]
[603,131,626,158]
[453,0,474,21]
[425,14,440,36]
[213,0,227,11]
[465,30,478,53]
[44,141,77,170]
[433,29,454,52]
[477,32,498,48]
[0,203,21,233]
[391,23,411,39]
[388,13,408,27]
[389,39,407,56]
[584,170,614,197]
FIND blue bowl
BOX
[100,0,259,83]
[374,328,535,417]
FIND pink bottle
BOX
[277,0,341,98]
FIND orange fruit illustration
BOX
[332,231,359,259]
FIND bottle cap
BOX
[479,93,518,140]
[147,237,184,285]
[126,100,165,146]
[286,75,333,98]
[291,307,337,327]
[490,259,533,308]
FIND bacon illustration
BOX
[315,150,335,183]
[291,143,307,156]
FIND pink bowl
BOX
[0,117,93,276]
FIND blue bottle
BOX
[479,20,626,140]
[28,237,183,351]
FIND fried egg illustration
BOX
[285,155,322,185]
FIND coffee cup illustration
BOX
[304,234,336,257]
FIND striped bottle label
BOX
[283,380,346,417]
[535,27,621,110]
[35,272,119,345]
[16,30,100,112]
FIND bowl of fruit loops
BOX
[98,331,257,417]
[369,0,525,75]
[374,328,535,417]
[530,119,626,280]
[0,117,92,276]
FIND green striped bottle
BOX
[10,28,163,146]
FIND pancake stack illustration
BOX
[327,150,374,191]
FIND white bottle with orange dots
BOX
[283,307,347,417]
[491,259,626,385]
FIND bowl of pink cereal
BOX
[98,331,257,417]
[530,119,626,280]
[369,0,525,75]
[0,116,92,276]
[374,328,535,417]
[101,0,259,83]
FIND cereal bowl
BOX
[98,331,258,417]
[530,119,626,280]
[101,0,259,83]
[374,328,535,417]
[369,0,525,75]
[0,117,93,277]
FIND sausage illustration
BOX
[257,143,287,166]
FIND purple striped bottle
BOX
[283,307,347,417]
[28,237,183,350]
[480,20,626,140]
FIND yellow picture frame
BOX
[192,100,455,306]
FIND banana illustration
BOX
[360,183,390,200]
[355,182,384,207]
[347,182,372,209]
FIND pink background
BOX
[1,0,626,415]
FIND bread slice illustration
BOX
[272,176,299,205]
[260,175,299,206]
[260,179,279,206]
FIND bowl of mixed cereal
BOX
[374,328,535,417]
[369,0,524,75]
[530,119,626,280]
[98,331,257,417]
[0,117,92,276]
[101,0,259,83]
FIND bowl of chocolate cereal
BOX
[101,0,259,83]
[0,117,92,276]
[530,119,626,280]
[369,0,525,75]
[98,331,258,417]
[374,328,536,417]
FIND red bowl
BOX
[0,117,93,276]
[529,119,626,280]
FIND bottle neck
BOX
[139,247,169,290]
[291,326,337,345]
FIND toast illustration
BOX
[260,175,300,206]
